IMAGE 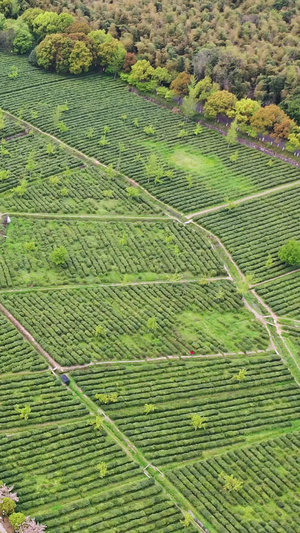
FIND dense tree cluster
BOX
[12,0,300,104]
[279,239,300,266]
[35,30,127,75]
[2,1,300,143]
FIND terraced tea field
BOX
[198,186,300,282]
[168,432,300,533]
[256,272,300,319]
[0,166,160,216]
[0,313,47,373]
[0,126,81,194]
[72,355,300,465]
[0,54,68,94]
[0,371,88,429]
[0,281,269,365]
[1,50,300,533]
[36,478,188,533]
[0,217,224,287]
[0,420,142,511]
[2,55,300,213]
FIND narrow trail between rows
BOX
[186,178,300,219]
[61,349,271,372]
[252,267,300,287]
[4,211,170,221]
[0,302,61,370]
[0,276,230,295]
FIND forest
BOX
[4,0,299,106]
[1,0,300,148]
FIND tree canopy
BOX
[279,240,300,266]
[18,0,300,104]
[204,90,237,119]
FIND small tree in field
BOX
[14,179,28,197]
[1,140,10,157]
[89,416,104,431]
[229,150,239,163]
[94,324,107,337]
[279,239,300,266]
[15,404,31,421]
[227,118,238,145]
[46,143,56,155]
[50,246,69,266]
[97,462,108,478]
[26,150,37,174]
[0,108,5,130]
[237,272,258,294]
[95,392,118,404]
[194,123,203,135]
[181,512,193,527]
[191,413,206,430]
[144,124,156,135]
[232,369,247,381]
[0,170,11,181]
[144,403,156,414]
[265,253,274,269]
[10,512,26,529]
[147,316,158,330]
[219,472,243,492]
[126,186,140,198]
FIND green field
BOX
[1,54,300,213]
[1,49,300,533]
[0,166,161,215]
[0,126,81,195]
[198,187,300,281]
[72,355,300,466]
[168,432,300,532]
[0,313,47,373]
[0,281,268,365]
[0,217,224,287]
[0,371,88,429]
[257,272,300,319]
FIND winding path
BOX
[0,302,61,370]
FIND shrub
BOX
[10,512,26,529]
[50,246,69,265]
[279,239,300,266]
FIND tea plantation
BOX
[72,355,300,465]
[0,282,269,365]
[198,186,300,282]
[168,432,300,533]
[0,166,161,216]
[0,217,225,287]
[2,56,300,213]
[1,50,300,533]
[0,127,81,194]
[0,313,47,373]
[257,272,300,319]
